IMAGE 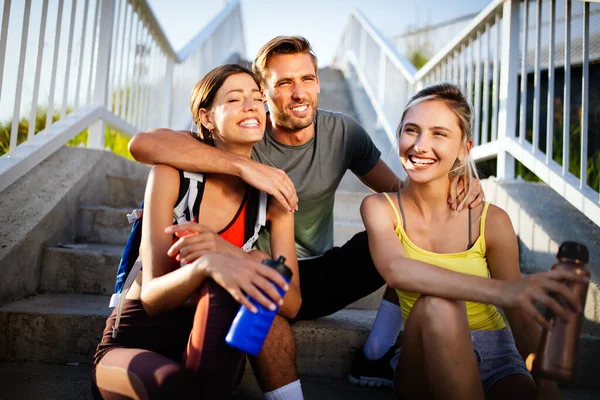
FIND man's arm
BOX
[129,128,298,211]
[357,159,403,193]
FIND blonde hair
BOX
[252,36,318,85]
[398,83,479,210]
[189,64,261,145]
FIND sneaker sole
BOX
[347,374,393,388]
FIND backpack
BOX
[109,171,268,338]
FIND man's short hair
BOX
[252,36,318,85]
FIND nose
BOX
[243,96,258,111]
[413,133,431,154]
[291,84,305,101]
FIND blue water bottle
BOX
[225,256,292,355]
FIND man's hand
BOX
[165,222,248,264]
[501,270,588,329]
[238,158,298,212]
[449,176,484,211]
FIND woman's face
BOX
[206,73,266,150]
[399,99,469,184]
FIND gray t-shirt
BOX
[252,109,381,258]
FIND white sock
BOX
[264,379,303,400]
[363,299,404,360]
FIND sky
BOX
[147,0,493,66]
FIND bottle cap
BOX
[557,241,589,263]
[262,256,293,280]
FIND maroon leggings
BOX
[92,279,244,399]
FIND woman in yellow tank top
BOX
[360,83,586,399]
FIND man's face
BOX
[263,52,320,131]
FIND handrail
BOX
[334,0,600,227]
[351,9,417,83]
[128,0,178,60]
[414,0,505,81]
[333,9,418,147]
[0,0,245,193]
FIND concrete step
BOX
[0,294,111,363]
[317,67,359,121]
[2,293,598,388]
[0,293,375,370]
[333,220,365,247]
[40,244,121,296]
[2,362,600,400]
[77,205,132,245]
[334,191,368,223]
[102,175,146,209]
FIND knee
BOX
[265,315,296,349]
[411,296,467,336]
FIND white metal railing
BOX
[0,0,245,192]
[335,8,417,148]
[334,0,600,227]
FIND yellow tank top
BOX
[382,193,505,331]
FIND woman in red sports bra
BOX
[92,64,300,399]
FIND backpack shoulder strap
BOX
[109,200,144,308]
[241,189,268,252]
[174,171,205,224]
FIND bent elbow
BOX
[140,292,161,316]
[380,266,406,291]
[128,131,155,163]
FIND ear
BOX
[458,139,473,162]
[198,108,214,131]
[316,75,321,94]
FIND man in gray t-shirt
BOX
[254,109,380,258]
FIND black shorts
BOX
[293,230,385,321]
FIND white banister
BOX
[89,0,117,149]
[496,0,519,180]
[74,0,90,110]
[546,0,555,165]
[45,0,64,133]
[580,1,589,190]
[531,0,542,154]
[0,0,11,107]
[562,0,571,177]
[8,0,30,156]
[27,0,48,142]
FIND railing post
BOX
[496,0,519,180]
[359,28,367,68]
[376,50,386,129]
[161,58,174,127]
[88,0,116,149]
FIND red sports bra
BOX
[218,190,249,248]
